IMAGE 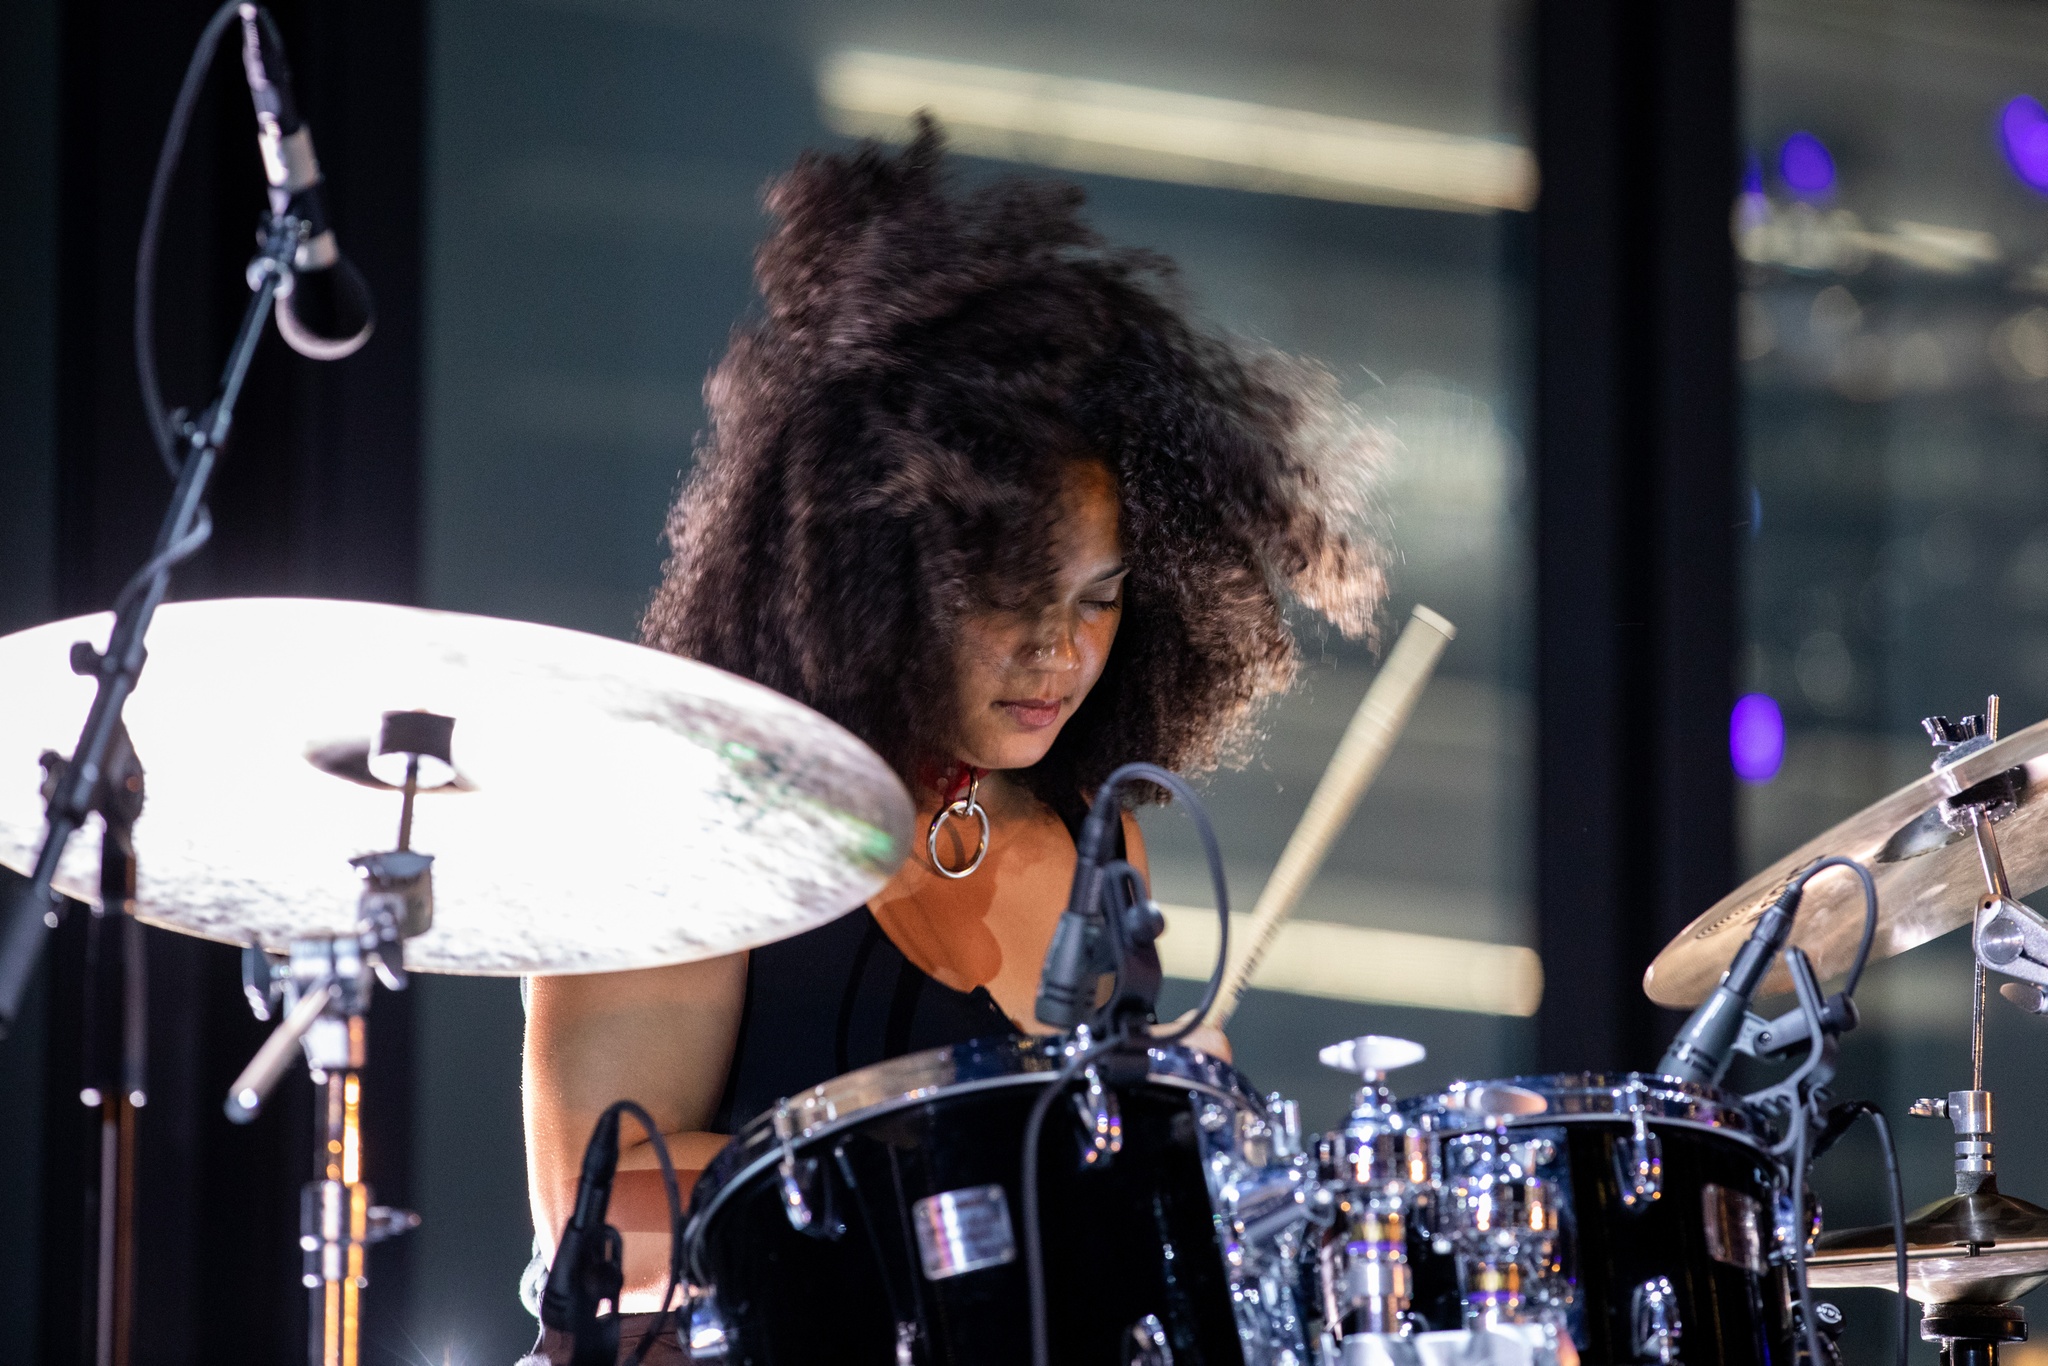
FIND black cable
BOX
[1766,953,1828,1366]
[109,507,214,618]
[1824,1103,1909,1366]
[1083,761,1231,1040]
[136,0,244,477]
[1785,855,1881,996]
[1786,1105,1824,1366]
[1022,1046,1098,1366]
[1869,1106,1910,1366]
[604,1100,685,1366]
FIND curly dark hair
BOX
[642,120,1386,819]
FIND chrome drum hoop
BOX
[685,1033,1263,1274]
[1399,1071,1770,1149]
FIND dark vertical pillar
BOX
[1533,1,1739,1072]
[34,1,425,1360]
[0,0,62,1359]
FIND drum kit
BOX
[8,588,2048,1366]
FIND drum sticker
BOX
[1701,1182,1766,1274]
[911,1184,1018,1280]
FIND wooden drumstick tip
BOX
[1204,603,1456,1028]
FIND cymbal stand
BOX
[36,721,149,1366]
[1907,698,2035,1366]
[225,712,450,1366]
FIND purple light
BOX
[1742,152,1765,197]
[1779,132,1836,197]
[2001,95,2048,194]
[1730,693,1785,784]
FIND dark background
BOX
[0,0,1750,1361]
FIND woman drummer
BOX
[522,120,1386,1350]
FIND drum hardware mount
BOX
[1617,1080,1663,1209]
[222,711,450,1366]
[770,1100,843,1237]
[1628,1275,1680,1365]
[1076,1064,1123,1166]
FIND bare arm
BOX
[523,952,747,1307]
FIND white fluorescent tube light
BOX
[1158,906,1544,1017]
[819,50,1537,215]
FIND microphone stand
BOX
[0,209,305,1028]
[0,209,309,1366]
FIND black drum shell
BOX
[1397,1075,1797,1366]
[688,1063,1251,1365]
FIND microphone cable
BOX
[135,1,244,478]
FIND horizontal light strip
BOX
[819,50,1537,215]
[1158,906,1543,1017]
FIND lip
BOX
[996,697,1065,730]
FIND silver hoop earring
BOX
[927,769,990,879]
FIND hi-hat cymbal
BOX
[1644,715,2048,1007]
[0,599,912,975]
[1808,1191,2048,1303]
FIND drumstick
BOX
[1206,604,1456,1028]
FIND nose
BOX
[1024,608,1082,670]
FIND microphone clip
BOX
[1034,806,1166,1041]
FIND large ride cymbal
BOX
[0,599,912,975]
[1644,716,2048,1007]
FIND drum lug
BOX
[1124,1312,1174,1365]
[1075,1065,1123,1167]
[686,1289,733,1362]
[1630,1275,1683,1364]
[1616,1111,1664,1210]
[771,1100,839,1237]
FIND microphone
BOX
[237,5,374,360]
[1657,882,1803,1086]
[1034,804,1116,1029]
[1034,798,1166,1033]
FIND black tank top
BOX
[709,803,1119,1133]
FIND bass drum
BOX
[683,1034,1312,1366]
[1398,1073,1797,1366]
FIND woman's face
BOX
[950,460,1126,774]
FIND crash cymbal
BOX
[0,599,912,975]
[1644,714,2048,1007]
[1808,1191,2048,1303]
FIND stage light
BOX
[2001,95,2048,194]
[818,50,1538,214]
[1729,692,1785,784]
[1778,131,1836,198]
[1156,909,1544,1017]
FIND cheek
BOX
[954,623,1019,697]
[1076,615,1120,687]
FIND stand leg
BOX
[114,912,143,1366]
[306,1063,370,1366]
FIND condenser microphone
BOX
[238,5,374,360]
[1657,882,1804,1086]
